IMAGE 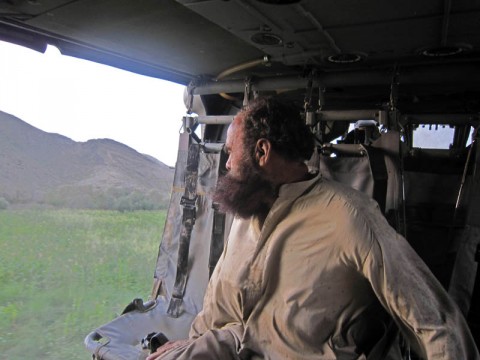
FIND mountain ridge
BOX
[0,111,175,209]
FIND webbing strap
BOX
[167,142,200,318]
[467,244,480,347]
[365,146,388,214]
[466,132,480,346]
[209,203,225,278]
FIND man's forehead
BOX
[226,114,244,147]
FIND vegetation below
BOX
[0,197,8,210]
[0,209,165,360]
[0,188,171,212]
[43,187,171,211]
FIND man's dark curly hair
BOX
[240,97,315,162]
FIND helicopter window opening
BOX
[327,122,355,144]
[412,124,455,149]
[332,121,381,145]
[466,126,474,147]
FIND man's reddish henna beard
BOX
[213,154,277,219]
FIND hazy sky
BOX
[0,40,187,167]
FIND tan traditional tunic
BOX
[160,176,479,359]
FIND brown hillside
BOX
[0,111,174,209]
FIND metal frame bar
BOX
[192,63,480,96]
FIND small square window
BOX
[413,125,455,149]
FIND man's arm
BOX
[146,325,243,360]
[361,214,479,359]
[146,339,192,360]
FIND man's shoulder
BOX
[303,176,375,209]
[295,176,386,235]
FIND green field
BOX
[0,209,166,360]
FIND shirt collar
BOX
[277,172,321,201]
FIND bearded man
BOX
[148,97,479,360]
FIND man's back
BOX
[188,176,478,359]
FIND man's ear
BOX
[255,138,271,167]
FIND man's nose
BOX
[225,156,231,171]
